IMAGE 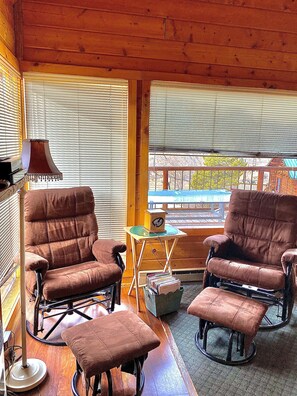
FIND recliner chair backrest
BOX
[24,186,98,269]
[224,189,297,266]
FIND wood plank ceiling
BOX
[18,0,297,90]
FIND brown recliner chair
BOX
[22,186,126,345]
[203,189,297,329]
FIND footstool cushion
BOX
[188,287,268,362]
[62,310,160,379]
[188,287,267,338]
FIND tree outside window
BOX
[190,155,248,190]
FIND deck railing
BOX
[148,166,297,226]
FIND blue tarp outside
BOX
[284,159,297,179]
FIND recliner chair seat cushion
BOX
[26,261,122,301]
[208,257,285,290]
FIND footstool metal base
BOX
[71,358,146,396]
[195,323,256,365]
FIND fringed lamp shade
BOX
[22,139,63,182]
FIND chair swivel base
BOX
[26,289,116,346]
[195,329,256,366]
[260,309,289,331]
[26,319,67,346]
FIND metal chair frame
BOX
[26,253,125,346]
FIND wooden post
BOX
[124,80,138,281]
[127,80,137,227]
[163,169,169,190]
[257,169,264,191]
[135,80,151,226]
[162,169,169,210]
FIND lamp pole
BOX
[5,186,47,392]
[19,187,27,367]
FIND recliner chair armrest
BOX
[92,239,127,264]
[14,252,49,272]
[281,248,297,268]
[203,234,231,255]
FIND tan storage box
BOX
[144,209,166,233]
[144,286,184,317]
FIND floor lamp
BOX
[6,139,62,392]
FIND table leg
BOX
[210,202,214,215]
[163,238,179,274]
[128,238,147,312]
[218,202,224,220]
[128,236,137,295]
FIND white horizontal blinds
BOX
[0,57,21,286]
[213,91,262,154]
[260,95,297,154]
[0,195,19,285]
[24,73,128,241]
[150,83,217,152]
[149,81,297,157]
[0,60,21,159]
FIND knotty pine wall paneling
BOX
[0,0,19,68]
[0,0,15,55]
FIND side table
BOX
[124,224,187,312]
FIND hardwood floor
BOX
[9,286,197,396]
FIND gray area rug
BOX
[162,282,297,396]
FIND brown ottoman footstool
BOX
[187,287,268,365]
[62,310,160,395]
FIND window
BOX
[149,81,297,227]
[24,73,128,241]
[0,56,21,292]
